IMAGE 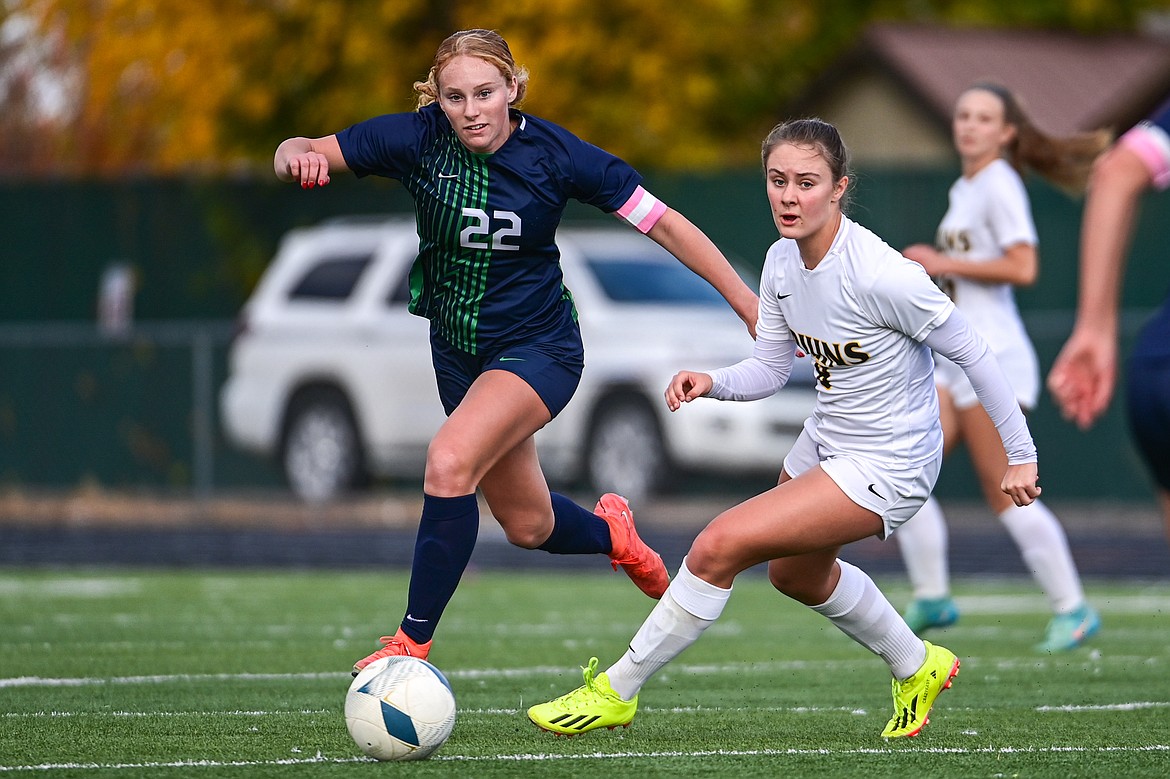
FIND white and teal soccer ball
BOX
[344,655,456,761]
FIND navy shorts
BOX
[430,325,585,418]
[1125,354,1170,493]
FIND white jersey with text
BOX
[933,158,1039,404]
[759,216,955,468]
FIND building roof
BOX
[812,23,1170,137]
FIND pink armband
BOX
[1120,122,1170,191]
[614,185,668,234]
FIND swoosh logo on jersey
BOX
[777,293,792,300]
[437,172,460,180]
[498,357,525,362]
[866,483,886,501]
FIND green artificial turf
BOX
[1,568,1167,777]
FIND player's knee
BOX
[687,525,741,581]
[423,443,477,495]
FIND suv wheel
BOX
[585,396,667,504]
[281,388,364,503]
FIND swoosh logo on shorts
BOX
[866,483,886,501]
[498,357,525,362]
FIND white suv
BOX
[220,217,816,502]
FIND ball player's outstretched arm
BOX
[1048,143,1152,429]
[274,135,349,188]
[646,209,759,338]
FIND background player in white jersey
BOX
[894,82,1107,652]
[1049,97,1170,542]
[527,118,1041,740]
[274,30,759,673]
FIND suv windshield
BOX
[586,258,728,305]
[289,255,372,300]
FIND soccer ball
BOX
[344,655,457,761]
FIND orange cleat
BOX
[595,493,668,599]
[352,627,432,676]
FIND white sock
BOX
[811,559,925,680]
[998,500,1085,614]
[605,557,731,700]
[894,496,951,600]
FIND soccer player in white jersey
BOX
[895,83,1108,652]
[528,118,1041,740]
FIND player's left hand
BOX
[1001,462,1041,507]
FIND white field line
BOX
[942,594,1170,615]
[2,653,1166,689]
[1,709,335,718]
[2,745,1170,772]
[0,705,872,719]
[1035,701,1170,712]
[4,585,1170,612]
[0,672,350,688]
[4,700,1169,719]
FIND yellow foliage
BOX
[9,0,844,174]
[6,0,1160,175]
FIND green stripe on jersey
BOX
[407,137,493,353]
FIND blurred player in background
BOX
[1049,97,1170,540]
[528,118,1041,740]
[894,82,1107,652]
[273,29,758,672]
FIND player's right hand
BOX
[665,370,713,411]
[1047,328,1117,430]
[286,151,331,189]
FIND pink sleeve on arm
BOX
[613,185,668,234]
[1119,122,1170,191]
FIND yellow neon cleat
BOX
[527,657,637,736]
[881,641,959,738]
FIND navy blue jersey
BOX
[337,104,643,355]
[1119,99,1170,359]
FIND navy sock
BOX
[537,493,613,555]
[399,493,479,644]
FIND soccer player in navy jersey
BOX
[1049,97,1170,542]
[273,29,758,673]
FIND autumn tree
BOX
[3,0,1167,176]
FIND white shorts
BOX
[782,428,942,539]
[933,343,1039,411]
